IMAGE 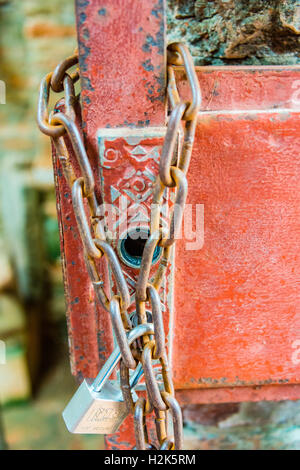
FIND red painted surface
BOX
[176,383,300,405]
[52,0,300,451]
[72,1,166,382]
[176,66,300,112]
[52,0,166,379]
[98,130,172,348]
[173,110,300,391]
[57,0,167,449]
[76,0,166,131]
[105,402,160,450]
[52,108,107,381]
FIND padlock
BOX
[62,323,154,434]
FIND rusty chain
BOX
[37,42,200,450]
[133,42,200,450]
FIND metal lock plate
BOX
[62,379,138,434]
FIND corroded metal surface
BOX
[176,383,300,406]
[74,0,167,450]
[52,105,107,380]
[54,63,300,396]
[51,0,300,449]
[97,128,172,332]
[71,1,167,384]
[173,67,300,395]
[76,0,166,130]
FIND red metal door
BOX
[174,67,300,404]
[52,0,300,449]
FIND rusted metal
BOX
[134,397,152,450]
[37,54,80,139]
[45,48,186,446]
[167,42,201,121]
[154,408,168,445]
[167,66,181,109]
[172,66,300,395]
[38,39,189,446]
[146,285,165,359]
[109,297,136,370]
[160,438,174,450]
[39,61,136,392]
[159,103,186,187]
[120,360,136,413]
[142,341,174,411]
[50,113,95,197]
[71,178,101,259]
[153,167,188,248]
[92,322,156,392]
[50,47,300,440]
[82,240,132,315]
[93,240,131,311]
[163,168,188,247]
[50,50,79,93]
[142,342,168,411]
[128,54,196,443]
[52,137,76,187]
[37,73,65,138]
[62,74,77,122]
[135,230,165,305]
[177,119,197,177]
[152,244,172,292]
[175,383,300,405]
[74,0,168,450]
[42,0,300,452]
[161,392,183,450]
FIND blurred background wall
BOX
[0,0,76,400]
[0,0,299,450]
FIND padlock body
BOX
[62,379,137,434]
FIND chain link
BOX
[37,42,200,450]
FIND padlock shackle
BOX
[129,362,144,389]
[92,323,154,392]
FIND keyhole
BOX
[118,228,161,268]
[123,235,146,258]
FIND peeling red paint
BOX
[173,110,300,392]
